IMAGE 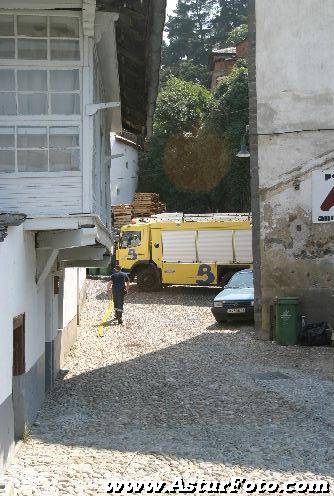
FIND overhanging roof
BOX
[24,214,115,287]
[96,0,166,137]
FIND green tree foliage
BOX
[137,1,250,214]
[138,78,233,213]
[225,23,248,46]
[211,0,248,45]
[162,0,247,87]
[164,0,217,66]
[153,77,213,135]
[160,58,210,87]
[205,60,250,211]
[138,63,250,213]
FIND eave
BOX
[23,214,116,287]
[96,0,166,137]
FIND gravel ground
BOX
[4,278,334,495]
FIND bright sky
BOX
[164,0,177,40]
[166,0,178,18]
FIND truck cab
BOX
[117,224,161,290]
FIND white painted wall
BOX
[0,226,45,404]
[0,175,83,218]
[0,230,86,404]
[256,0,334,135]
[62,268,79,328]
[61,267,86,328]
[110,133,138,205]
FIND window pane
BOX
[0,38,15,59]
[17,127,47,148]
[50,149,79,171]
[18,94,48,115]
[50,40,80,60]
[50,70,79,91]
[18,150,48,172]
[0,150,15,173]
[50,17,79,38]
[51,94,80,115]
[0,70,15,91]
[0,127,15,148]
[0,15,14,36]
[18,39,47,60]
[50,127,79,148]
[0,93,16,115]
[18,70,47,91]
[17,15,47,37]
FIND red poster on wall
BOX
[312,168,334,223]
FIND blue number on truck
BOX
[196,264,215,285]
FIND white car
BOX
[211,269,254,323]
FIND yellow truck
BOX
[116,213,253,291]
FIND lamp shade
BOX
[236,144,250,158]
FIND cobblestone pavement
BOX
[5,279,334,495]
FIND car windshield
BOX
[226,272,253,289]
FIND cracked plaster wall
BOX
[253,0,334,338]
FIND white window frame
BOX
[0,10,82,67]
[0,67,82,117]
[0,10,83,177]
[0,123,82,175]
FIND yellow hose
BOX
[97,298,114,337]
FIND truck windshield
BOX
[120,231,141,249]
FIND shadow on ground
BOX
[34,331,334,477]
[96,285,220,307]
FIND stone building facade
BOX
[249,0,334,339]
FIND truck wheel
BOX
[137,268,160,292]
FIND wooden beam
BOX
[61,255,111,268]
[58,246,107,262]
[119,63,146,81]
[117,22,146,43]
[97,0,148,18]
[36,249,59,290]
[37,228,97,250]
[118,46,146,67]
[24,217,79,231]
[83,0,96,37]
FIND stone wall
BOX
[250,0,334,338]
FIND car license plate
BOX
[227,308,246,314]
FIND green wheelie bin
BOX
[275,297,300,346]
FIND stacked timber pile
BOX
[133,193,166,217]
[112,204,133,228]
[111,194,166,227]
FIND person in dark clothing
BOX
[107,266,130,324]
